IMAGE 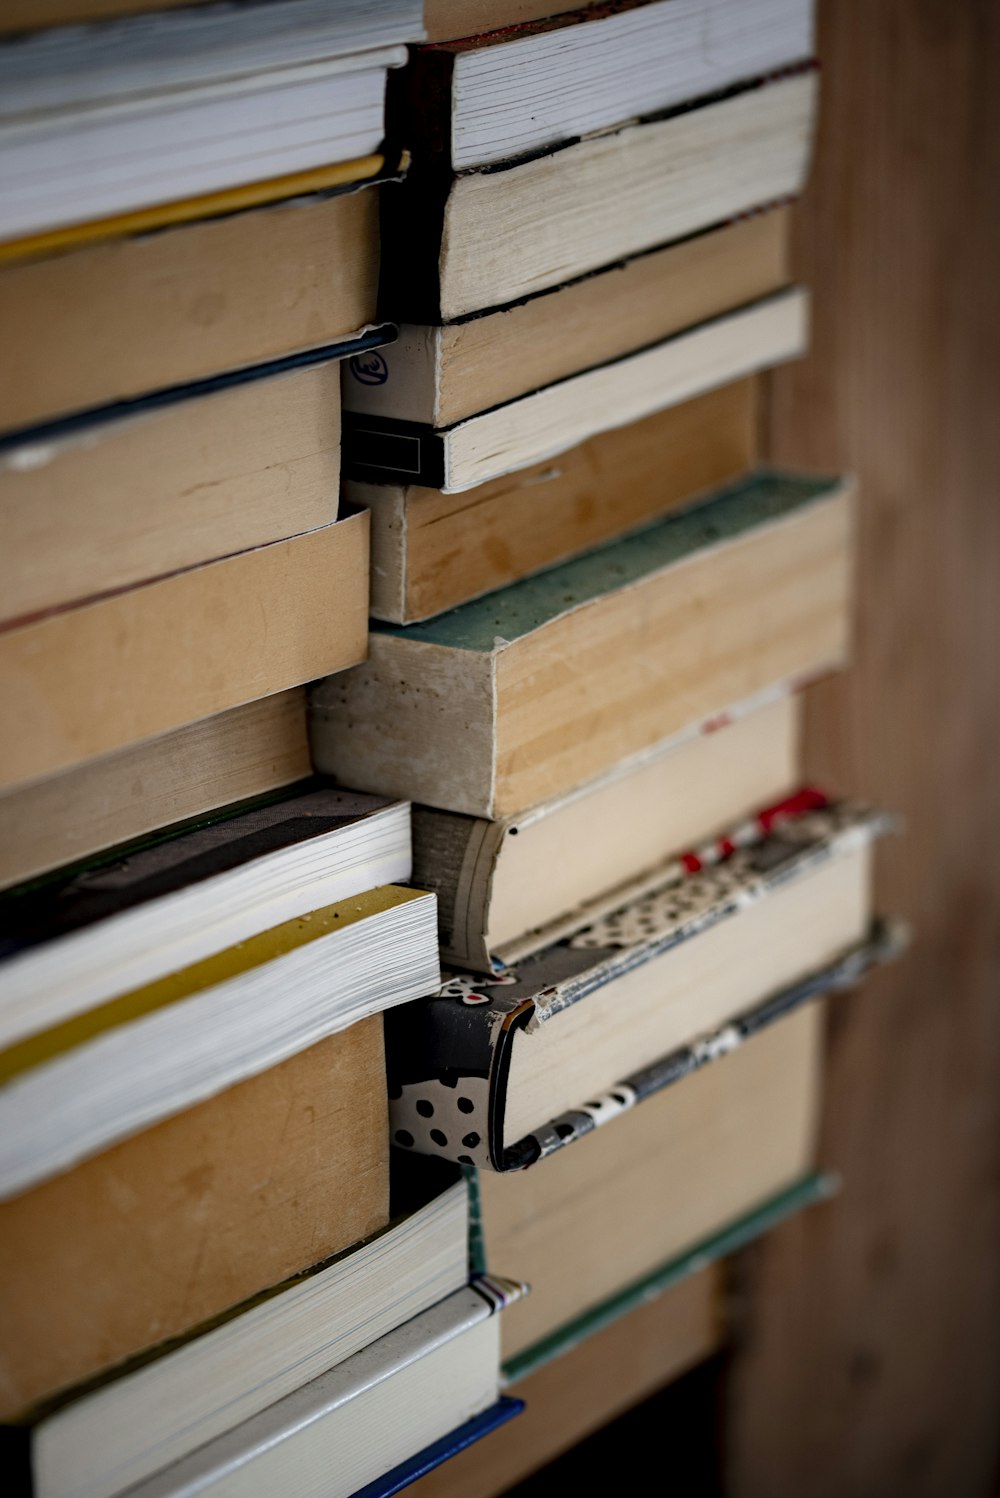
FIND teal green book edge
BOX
[501,1170,837,1386]
[372,470,842,653]
[464,1164,489,1277]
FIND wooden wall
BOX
[726,2,1000,1493]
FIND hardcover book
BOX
[474,1004,864,1363]
[411,689,800,970]
[387,798,894,1171]
[9,1174,471,1498]
[89,1285,521,1498]
[310,472,853,818]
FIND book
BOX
[413,1175,843,1498]
[481,1003,825,1361]
[398,0,813,171]
[412,689,801,970]
[1,336,386,622]
[407,1267,720,1498]
[15,1173,470,1498]
[0,0,424,242]
[388,800,889,1168]
[345,286,805,492]
[352,1399,523,1498]
[0,693,312,893]
[0,508,369,792]
[0,883,439,1198]
[0,182,380,431]
[345,209,790,432]
[97,1285,518,1498]
[309,472,853,818]
[0,158,387,266]
[0,1020,391,1420]
[361,379,758,624]
[381,69,817,321]
[0,786,411,1052]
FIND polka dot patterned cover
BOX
[386,800,899,1172]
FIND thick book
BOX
[413,689,801,970]
[350,1398,523,1498]
[0,507,369,792]
[0,1020,392,1420]
[380,69,816,321]
[0,786,411,1052]
[1,331,390,622]
[309,472,853,819]
[359,379,758,623]
[343,287,806,490]
[415,1268,720,1498]
[0,181,380,432]
[83,1285,519,1498]
[0,157,386,267]
[498,1171,837,1385]
[397,0,813,171]
[388,799,893,1170]
[10,1173,470,1498]
[0,882,439,1197]
[0,693,312,893]
[345,209,789,432]
[0,0,423,242]
[480,1005,829,1362]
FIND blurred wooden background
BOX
[726,1,1000,1493]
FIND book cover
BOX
[500,1172,835,1384]
[0,786,401,963]
[387,799,902,1171]
[341,290,806,491]
[349,1398,525,1498]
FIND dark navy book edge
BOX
[348,1397,524,1498]
[0,326,398,455]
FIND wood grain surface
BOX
[725,3,1000,1494]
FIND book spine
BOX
[379,51,456,323]
[411,808,505,972]
[342,325,441,424]
[386,990,531,1170]
[348,1397,525,1498]
[342,411,447,489]
[501,923,903,1171]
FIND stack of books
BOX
[0,4,522,1496]
[319,0,903,1485]
[1,1,902,1495]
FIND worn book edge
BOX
[500,1171,836,1385]
[414,679,801,972]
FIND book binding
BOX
[387,798,903,1171]
[348,1396,525,1498]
